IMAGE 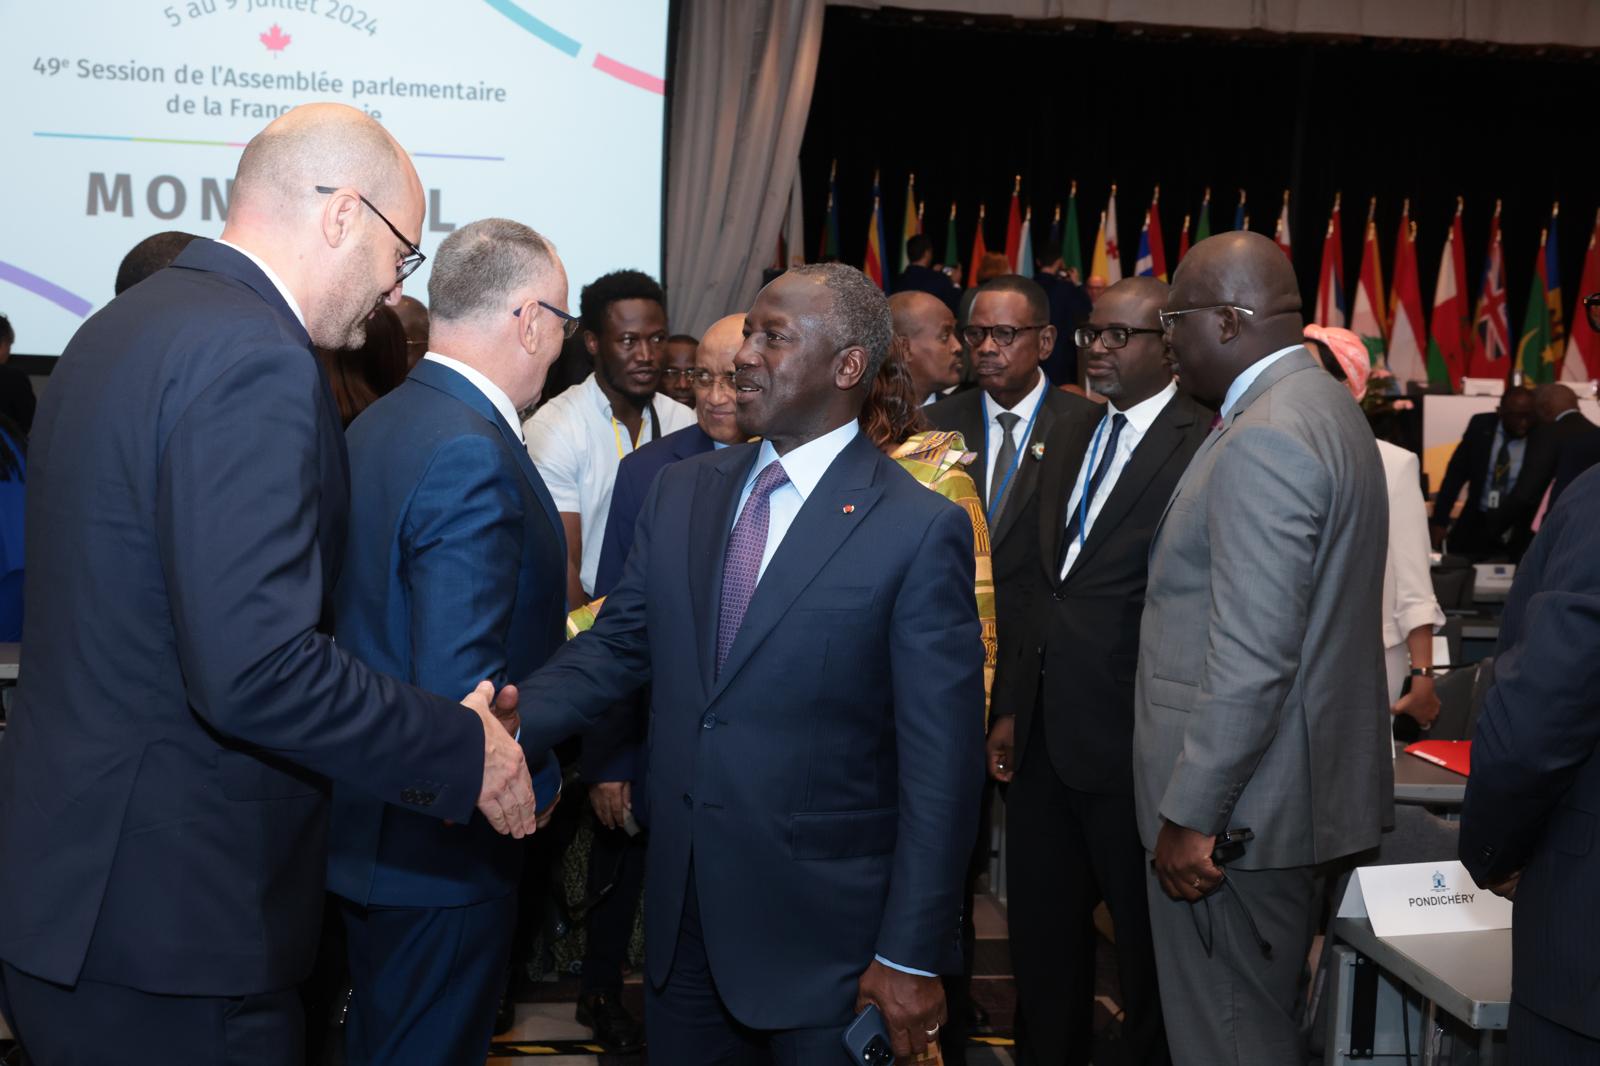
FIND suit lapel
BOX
[688,444,759,695]
[711,434,884,700]
[1067,395,1196,581]
[1037,412,1097,586]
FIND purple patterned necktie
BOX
[716,460,790,677]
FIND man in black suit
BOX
[894,233,961,314]
[1525,383,1600,510]
[927,275,1095,631]
[1032,242,1094,388]
[1430,386,1551,559]
[1461,462,1600,1059]
[508,263,985,1063]
[987,278,1205,1066]
[0,104,536,1064]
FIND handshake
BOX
[460,680,553,838]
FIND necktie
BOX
[1490,439,1511,499]
[990,411,1022,518]
[716,460,790,677]
[1059,413,1128,571]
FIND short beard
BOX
[309,244,387,350]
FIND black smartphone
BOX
[842,1003,895,1065]
[1212,827,1254,866]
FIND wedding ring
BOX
[926,1026,940,1038]
[1192,877,1202,888]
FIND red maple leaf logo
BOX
[260,24,291,54]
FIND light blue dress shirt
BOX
[730,418,934,978]
[1219,343,1303,419]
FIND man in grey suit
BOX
[1134,231,1391,1064]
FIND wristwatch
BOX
[1409,666,1436,678]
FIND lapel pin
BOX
[1030,442,1046,460]
[842,504,855,514]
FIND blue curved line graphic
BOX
[481,0,581,56]
[0,260,92,317]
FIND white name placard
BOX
[1337,861,1513,938]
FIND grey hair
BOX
[427,218,558,323]
[786,263,894,380]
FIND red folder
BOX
[1405,740,1471,777]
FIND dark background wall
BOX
[800,7,1600,337]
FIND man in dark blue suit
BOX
[0,105,536,1064]
[893,233,962,315]
[509,263,986,1062]
[1461,463,1600,1060]
[327,218,571,1063]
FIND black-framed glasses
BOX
[961,323,1046,348]
[1074,325,1164,350]
[688,368,738,392]
[512,301,581,339]
[1158,304,1256,332]
[1585,291,1600,332]
[314,185,425,282]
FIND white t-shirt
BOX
[523,373,696,597]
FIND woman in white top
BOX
[1305,324,1446,729]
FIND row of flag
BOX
[820,167,1600,388]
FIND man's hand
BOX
[1152,820,1222,902]
[460,680,538,838]
[1393,676,1441,730]
[1429,523,1448,551]
[1488,870,1521,901]
[856,960,946,1062]
[536,790,561,830]
[589,780,632,830]
[493,681,521,739]
[986,717,1015,783]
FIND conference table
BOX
[1393,750,1467,807]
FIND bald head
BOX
[221,104,427,352]
[890,291,961,400]
[1533,382,1579,423]
[1163,231,1306,407]
[698,314,745,368]
[695,314,745,444]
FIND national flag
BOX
[1425,198,1470,391]
[820,160,841,261]
[1313,192,1346,327]
[1017,207,1035,279]
[1177,213,1192,263]
[899,173,920,274]
[1062,181,1083,276]
[944,203,960,271]
[1561,208,1600,380]
[1004,177,1024,273]
[1545,202,1566,379]
[967,204,988,289]
[1195,187,1213,244]
[1350,198,1388,366]
[863,171,887,291]
[1274,189,1292,258]
[1468,200,1509,378]
[1519,228,1555,383]
[1133,186,1168,281]
[1233,189,1246,231]
[1101,185,1123,283]
[1387,203,1428,384]
[1090,210,1110,284]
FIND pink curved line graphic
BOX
[593,53,665,95]
[0,260,92,317]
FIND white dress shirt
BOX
[1219,344,1302,419]
[981,369,1049,495]
[1059,381,1179,578]
[214,238,307,330]
[730,418,930,978]
[423,353,523,442]
[732,419,859,581]
[524,373,696,596]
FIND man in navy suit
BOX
[1461,463,1600,1059]
[568,313,746,1048]
[507,263,986,1062]
[327,218,571,1063]
[0,105,536,1064]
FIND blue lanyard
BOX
[985,384,1048,526]
[1076,414,1112,550]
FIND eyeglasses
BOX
[660,367,695,383]
[688,368,738,392]
[1074,325,1164,350]
[1585,292,1600,332]
[314,185,426,283]
[960,323,1046,348]
[1157,304,1256,332]
[512,301,582,339]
